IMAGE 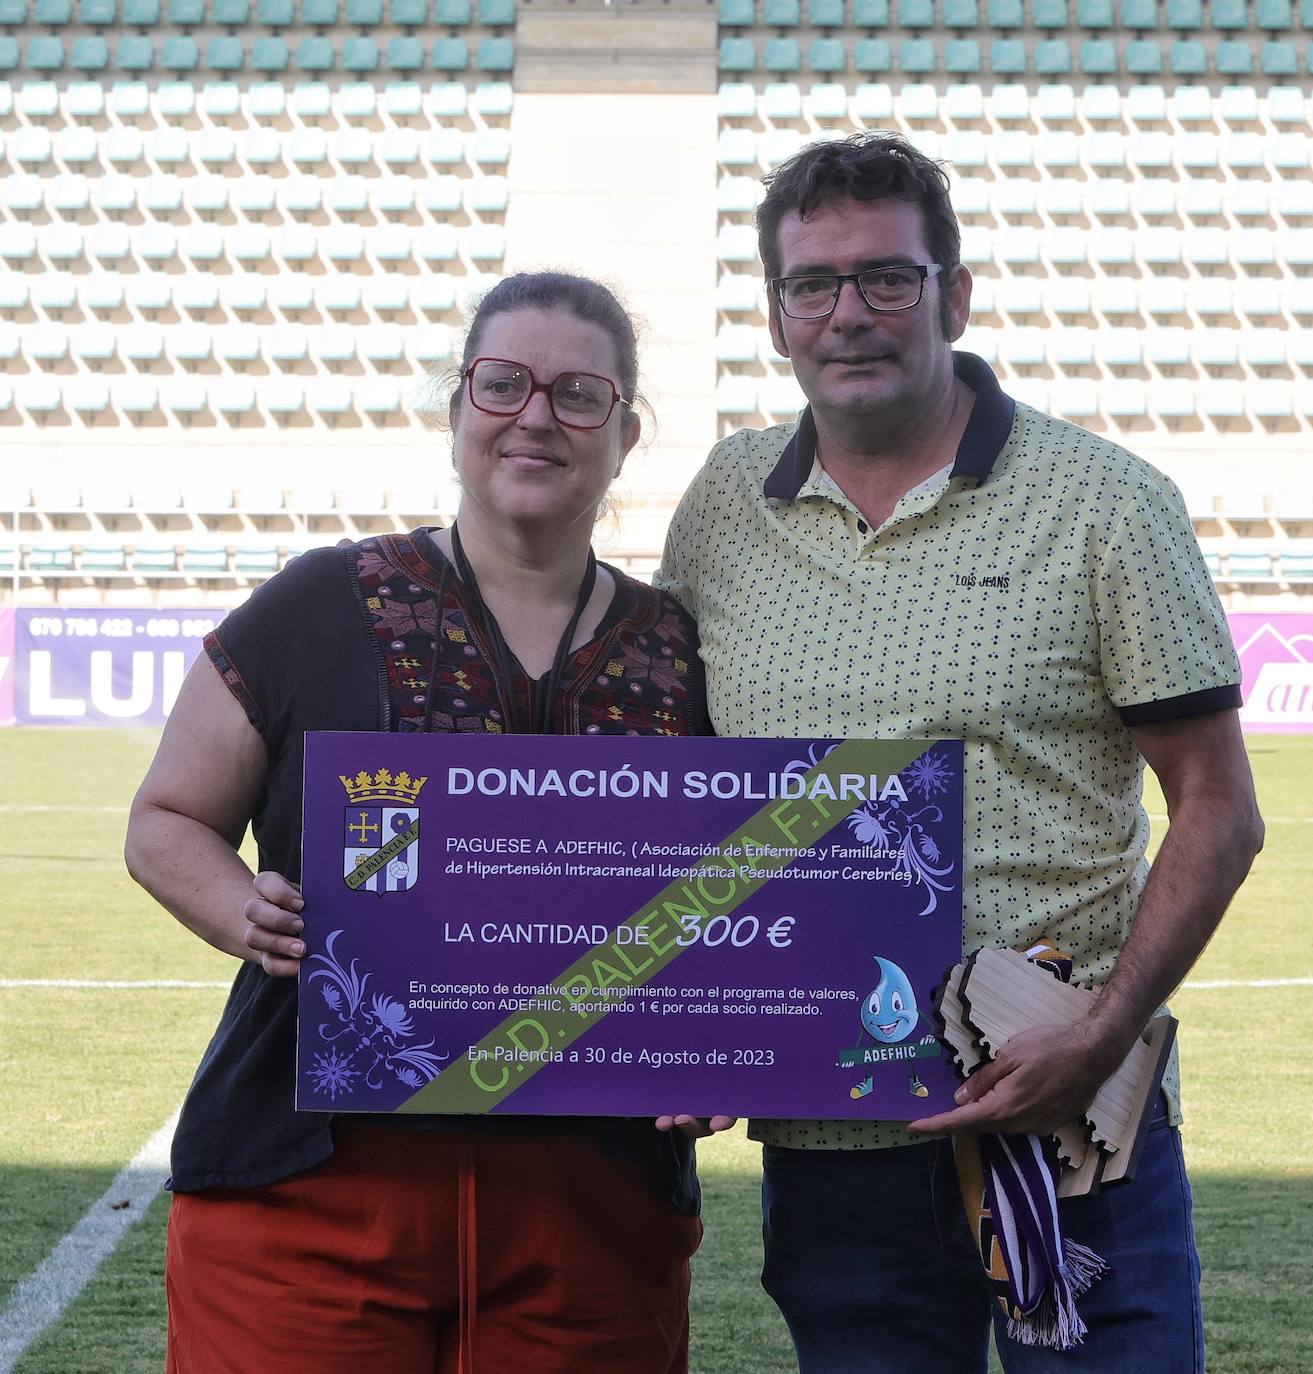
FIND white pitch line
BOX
[0,979,229,990]
[0,1110,179,1373]
[1,976,1309,993]
[1144,812,1309,825]
[1180,976,1313,991]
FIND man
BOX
[657,133,1263,1372]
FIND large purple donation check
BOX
[297,734,965,1120]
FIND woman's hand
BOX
[242,871,306,977]
[654,1114,738,1139]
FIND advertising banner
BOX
[1,608,1309,732]
[0,608,13,727]
[297,733,967,1121]
[1231,613,1313,733]
[12,609,216,727]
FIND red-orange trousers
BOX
[165,1124,702,1374]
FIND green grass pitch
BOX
[1,730,1310,1372]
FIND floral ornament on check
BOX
[784,744,957,915]
[305,929,449,1101]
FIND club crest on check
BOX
[339,767,427,896]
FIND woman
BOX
[125,272,731,1374]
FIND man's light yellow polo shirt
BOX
[656,353,1241,1151]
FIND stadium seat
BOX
[1034,39,1071,72]
[16,81,57,115]
[348,0,383,19]
[1039,131,1080,166]
[302,0,337,20]
[1133,130,1173,166]
[764,38,802,70]
[1170,39,1207,73]
[809,0,844,23]
[473,79,512,114]
[1080,39,1117,72]
[435,36,470,69]
[472,127,511,163]
[945,39,982,71]
[1125,39,1162,72]
[987,0,1022,23]
[337,80,375,116]
[1077,0,1113,20]
[899,38,936,71]
[1043,179,1083,217]
[34,0,71,18]
[764,0,801,19]
[1268,87,1306,123]
[291,82,330,117]
[288,129,326,164]
[717,223,758,262]
[366,277,410,313]
[479,0,514,20]
[381,81,422,115]
[1216,40,1253,74]
[299,36,334,69]
[899,0,934,23]
[1256,0,1293,23]
[807,82,847,117]
[162,35,198,69]
[989,39,1026,71]
[197,127,235,165]
[71,35,109,69]
[1260,40,1299,74]
[1032,0,1069,21]
[386,35,422,69]
[373,225,414,262]
[1210,0,1246,25]
[810,37,845,70]
[343,36,378,71]
[27,36,65,70]
[1126,84,1167,120]
[0,0,26,19]
[1135,179,1176,217]
[422,175,462,211]
[319,278,361,313]
[420,130,463,171]
[758,81,802,118]
[435,0,470,16]
[1164,0,1201,21]
[114,34,153,68]
[852,0,887,19]
[1035,81,1076,119]
[1240,281,1283,318]
[249,36,288,70]
[201,80,240,115]
[259,0,294,19]
[854,39,892,70]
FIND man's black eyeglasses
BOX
[770,264,945,320]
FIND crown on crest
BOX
[339,767,428,805]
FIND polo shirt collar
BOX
[763,351,1016,501]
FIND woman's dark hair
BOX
[447,271,641,421]
[756,131,961,300]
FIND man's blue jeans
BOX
[760,1105,1204,1373]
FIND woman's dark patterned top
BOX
[356,530,711,738]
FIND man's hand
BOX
[907,1019,1128,1138]
[654,1114,738,1140]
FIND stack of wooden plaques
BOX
[934,947,1178,1198]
